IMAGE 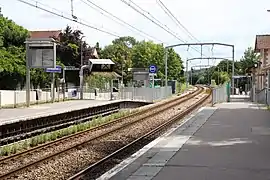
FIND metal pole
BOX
[80,36,85,100]
[208,58,210,85]
[200,45,202,70]
[81,41,83,67]
[79,70,83,100]
[190,70,193,85]
[186,59,188,88]
[165,48,168,89]
[232,46,235,95]
[122,60,124,86]
[80,36,85,68]
[152,74,155,88]
[51,73,55,102]
[25,43,31,107]
[110,79,113,100]
[218,67,220,85]
[62,68,66,100]
[227,59,229,73]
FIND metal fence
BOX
[119,86,172,102]
[212,85,227,105]
[0,86,173,108]
[251,87,270,105]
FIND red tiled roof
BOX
[255,35,270,52]
[29,30,62,40]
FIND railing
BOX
[119,86,172,102]
[0,86,173,108]
[252,87,270,105]
[212,85,227,105]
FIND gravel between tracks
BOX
[0,88,197,177]
[3,91,208,180]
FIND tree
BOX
[57,26,89,86]
[0,14,52,89]
[100,36,137,83]
[132,41,184,81]
[239,47,260,74]
[211,71,230,85]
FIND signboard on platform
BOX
[64,66,80,71]
[133,71,149,81]
[149,65,157,73]
[45,65,62,73]
[26,38,56,68]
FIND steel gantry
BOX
[185,57,230,88]
[189,64,213,85]
[164,42,235,91]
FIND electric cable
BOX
[16,0,121,37]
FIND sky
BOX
[1,0,270,70]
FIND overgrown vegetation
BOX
[0,109,139,156]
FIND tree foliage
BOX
[100,36,137,83]
[0,14,54,89]
[189,47,259,86]
[239,47,260,74]
[101,38,184,84]
[4,12,259,90]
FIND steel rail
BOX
[0,88,197,162]
[69,87,211,180]
[0,87,201,179]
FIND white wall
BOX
[0,89,114,106]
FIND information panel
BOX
[29,47,54,68]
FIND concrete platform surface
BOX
[0,100,120,125]
[101,102,270,180]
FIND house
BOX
[29,30,99,62]
[253,35,270,90]
[29,30,62,41]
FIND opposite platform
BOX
[101,102,270,180]
[0,100,121,125]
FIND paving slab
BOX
[103,102,270,180]
[102,107,216,180]
[154,102,270,180]
[0,100,120,125]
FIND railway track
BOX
[0,86,205,180]
[69,87,211,180]
[0,101,148,145]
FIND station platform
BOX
[0,100,122,126]
[100,102,270,180]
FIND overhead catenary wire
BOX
[16,0,121,37]
[156,0,200,42]
[80,0,165,43]
[156,0,210,58]
[120,0,207,56]
[127,0,182,39]
[120,0,186,43]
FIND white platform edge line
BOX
[97,106,217,180]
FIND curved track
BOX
[0,87,202,179]
[69,86,211,180]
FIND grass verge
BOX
[177,83,193,94]
[0,109,139,157]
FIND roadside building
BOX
[253,34,270,90]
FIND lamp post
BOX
[80,36,85,100]
[80,36,85,68]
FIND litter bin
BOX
[94,88,98,96]
[35,89,42,101]
[72,89,77,97]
